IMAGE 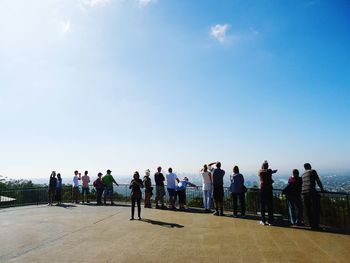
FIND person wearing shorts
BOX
[166,168,180,210]
[154,166,166,209]
[209,162,225,216]
[102,170,119,205]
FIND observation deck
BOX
[0,204,349,262]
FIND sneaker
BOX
[232,214,238,218]
[213,211,219,216]
[138,217,142,220]
[220,211,224,216]
[260,221,267,225]
[161,205,168,209]
[155,205,160,209]
[130,218,134,221]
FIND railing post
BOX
[37,187,39,205]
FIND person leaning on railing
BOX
[176,177,197,210]
[282,169,303,226]
[302,163,324,230]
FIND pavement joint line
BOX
[93,211,122,224]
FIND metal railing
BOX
[1,185,349,230]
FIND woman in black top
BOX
[48,171,57,206]
[130,171,144,220]
[93,172,105,205]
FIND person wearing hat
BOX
[176,177,197,210]
[93,172,105,205]
[143,169,153,208]
[102,169,119,205]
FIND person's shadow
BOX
[140,218,184,228]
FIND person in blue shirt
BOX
[56,173,63,206]
[229,166,246,217]
[176,177,197,210]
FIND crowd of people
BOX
[48,161,325,229]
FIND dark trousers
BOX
[82,187,89,202]
[48,187,55,204]
[232,193,246,216]
[131,197,141,219]
[260,189,274,224]
[213,185,224,212]
[73,187,79,203]
[96,188,104,204]
[287,195,303,225]
[303,192,321,228]
[56,188,62,203]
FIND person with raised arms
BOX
[209,161,225,216]
[258,161,277,226]
[201,164,213,212]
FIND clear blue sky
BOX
[1,0,349,180]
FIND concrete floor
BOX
[0,204,349,263]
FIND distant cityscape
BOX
[1,171,350,193]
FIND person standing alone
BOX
[130,171,144,220]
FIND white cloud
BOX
[79,0,111,8]
[210,24,230,43]
[61,20,71,34]
[137,0,156,8]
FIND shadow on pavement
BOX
[140,218,184,228]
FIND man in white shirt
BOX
[72,170,81,204]
[166,168,180,210]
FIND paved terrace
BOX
[0,205,349,263]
